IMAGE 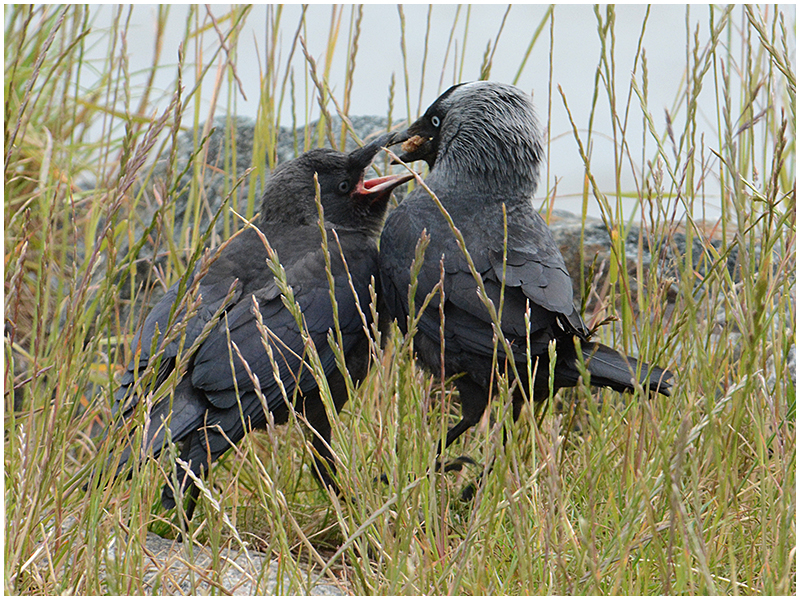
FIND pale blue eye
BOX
[338,180,350,193]
[431,115,441,127]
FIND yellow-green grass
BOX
[5,5,794,594]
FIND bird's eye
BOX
[431,115,441,127]
[338,180,351,193]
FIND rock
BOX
[102,115,396,328]
[112,531,346,595]
[548,209,744,311]
[142,114,393,252]
[35,517,345,595]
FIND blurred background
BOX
[5,5,795,594]
[80,4,794,218]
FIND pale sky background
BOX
[82,4,795,219]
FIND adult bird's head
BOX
[259,131,414,236]
[391,81,544,197]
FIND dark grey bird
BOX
[101,132,412,519]
[380,82,672,479]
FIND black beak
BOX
[388,119,438,168]
[348,131,399,170]
[347,131,416,207]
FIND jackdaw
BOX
[101,132,412,519]
[380,81,672,476]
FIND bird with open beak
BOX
[95,132,413,520]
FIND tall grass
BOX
[5,4,795,594]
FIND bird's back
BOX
[381,178,586,359]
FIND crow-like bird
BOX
[380,82,672,474]
[102,132,412,518]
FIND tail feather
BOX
[87,378,208,492]
[581,342,672,396]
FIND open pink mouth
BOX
[358,172,416,203]
[363,173,414,189]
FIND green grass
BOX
[5,4,795,594]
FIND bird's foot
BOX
[459,465,493,501]
[459,479,480,502]
[435,455,480,473]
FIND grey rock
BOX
[136,531,345,595]
[548,209,745,312]
[142,114,393,251]
[40,513,344,594]
[107,115,395,318]
[100,531,345,595]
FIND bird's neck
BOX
[426,158,538,207]
[431,134,541,203]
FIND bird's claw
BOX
[460,482,478,502]
[435,455,480,473]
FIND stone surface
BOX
[39,517,345,595]
[114,531,346,595]
[547,208,744,310]
[105,115,395,327]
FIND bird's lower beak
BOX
[357,172,415,205]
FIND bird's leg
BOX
[435,378,489,473]
[433,419,482,473]
[175,483,201,543]
[441,416,478,451]
[169,449,201,542]
[304,402,341,497]
[504,390,525,445]
[459,388,527,501]
[184,483,200,522]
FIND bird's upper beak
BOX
[388,118,438,168]
[354,172,415,205]
[348,131,398,170]
[347,131,415,205]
